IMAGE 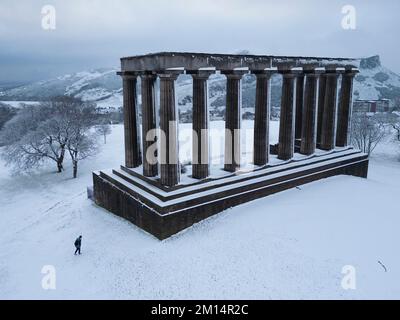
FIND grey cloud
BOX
[0,0,399,82]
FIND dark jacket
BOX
[74,237,82,248]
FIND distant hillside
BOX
[1,55,399,118]
[0,68,122,107]
[353,55,400,101]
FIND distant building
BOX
[178,110,192,123]
[242,109,255,120]
[271,106,280,120]
[353,99,390,113]
[210,108,225,121]
[95,106,117,114]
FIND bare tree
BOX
[351,113,388,155]
[65,101,99,178]
[0,103,17,132]
[387,112,400,141]
[0,97,99,174]
[0,104,68,172]
[67,131,98,178]
[95,121,111,144]
[392,96,400,112]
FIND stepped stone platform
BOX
[93,148,368,239]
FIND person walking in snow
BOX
[74,235,82,255]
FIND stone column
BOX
[336,70,358,147]
[300,70,323,155]
[222,70,247,172]
[121,73,142,168]
[159,72,180,187]
[252,70,274,166]
[295,74,305,140]
[278,70,299,161]
[316,74,327,145]
[190,70,214,179]
[141,73,158,177]
[320,70,340,150]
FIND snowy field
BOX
[0,120,400,299]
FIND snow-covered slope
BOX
[1,122,400,299]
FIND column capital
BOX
[139,71,157,80]
[157,69,184,80]
[221,69,249,79]
[251,68,277,79]
[278,68,303,78]
[343,68,359,77]
[187,69,215,80]
[117,71,139,80]
[303,68,325,76]
[324,68,345,76]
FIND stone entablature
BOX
[120,52,358,72]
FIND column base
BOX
[223,164,240,173]
[192,164,210,180]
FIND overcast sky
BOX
[1,0,399,83]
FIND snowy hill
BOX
[1,55,399,114]
[353,55,400,101]
[0,68,122,108]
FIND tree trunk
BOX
[56,147,65,173]
[73,160,78,178]
[104,134,107,144]
[57,161,63,173]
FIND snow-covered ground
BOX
[0,101,40,108]
[0,121,400,299]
